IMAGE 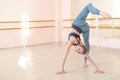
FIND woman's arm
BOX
[85,54,105,73]
[56,39,73,74]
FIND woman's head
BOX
[75,45,87,55]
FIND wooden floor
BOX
[0,43,120,80]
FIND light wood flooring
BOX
[0,43,120,80]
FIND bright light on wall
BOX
[21,14,31,47]
[21,14,31,37]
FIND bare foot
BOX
[94,69,105,74]
[56,70,67,74]
[84,64,88,68]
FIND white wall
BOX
[0,0,55,49]
[0,0,120,49]
[62,0,71,19]
[0,0,55,20]
[0,28,55,48]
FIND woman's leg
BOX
[87,3,100,15]
[87,3,111,18]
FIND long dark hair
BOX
[81,45,87,54]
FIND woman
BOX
[71,3,111,67]
[56,3,111,74]
[56,28,104,74]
